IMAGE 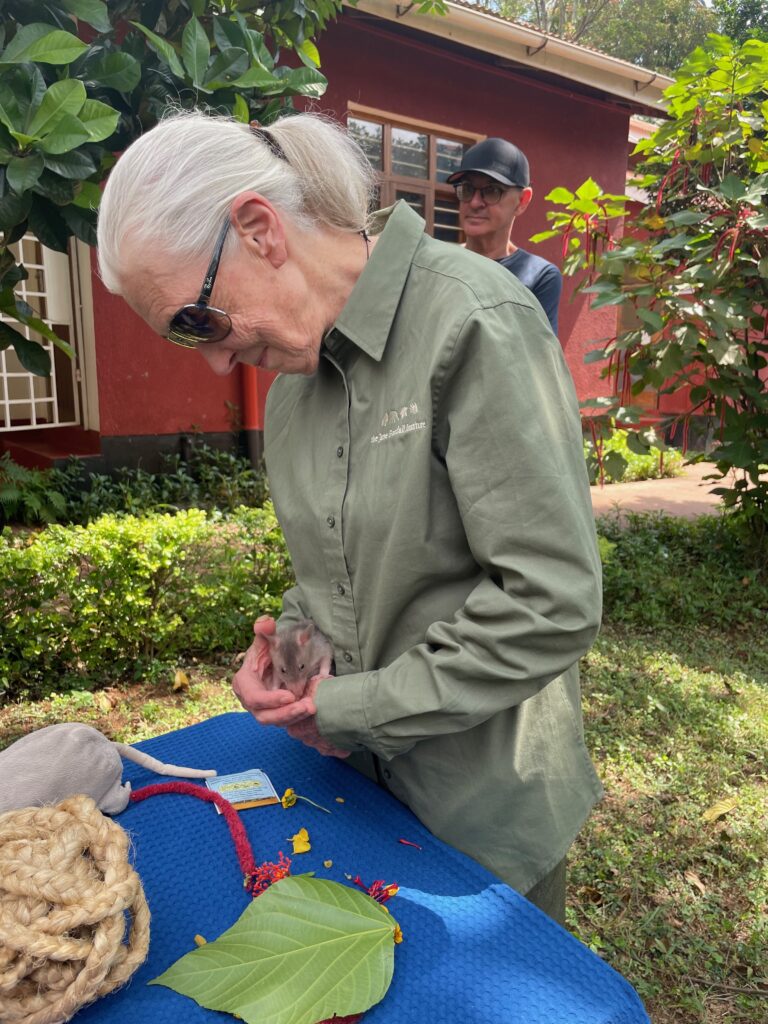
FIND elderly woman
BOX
[97,110,603,924]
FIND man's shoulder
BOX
[411,235,539,313]
[499,248,560,284]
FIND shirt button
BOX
[383,769,392,780]
[336,446,344,458]
[336,584,345,596]
[326,515,335,528]
[343,651,353,663]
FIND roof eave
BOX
[347,0,672,112]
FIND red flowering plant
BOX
[532,34,768,559]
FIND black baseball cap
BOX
[447,138,530,188]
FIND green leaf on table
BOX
[150,875,399,1024]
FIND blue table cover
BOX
[74,712,649,1024]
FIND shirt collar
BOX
[328,201,425,362]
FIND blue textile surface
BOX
[74,712,649,1024]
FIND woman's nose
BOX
[196,343,236,376]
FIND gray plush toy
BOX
[0,722,217,815]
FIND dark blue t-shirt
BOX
[497,248,562,335]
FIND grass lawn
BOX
[0,624,766,1023]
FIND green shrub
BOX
[598,511,768,630]
[0,452,66,528]
[0,504,292,701]
[50,444,269,523]
[584,429,685,485]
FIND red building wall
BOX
[90,11,630,443]
[91,253,241,438]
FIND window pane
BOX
[436,137,467,184]
[434,194,462,243]
[392,128,428,179]
[348,117,383,171]
[396,190,426,218]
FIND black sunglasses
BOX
[166,217,233,349]
[453,181,513,206]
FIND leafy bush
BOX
[584,428,685,485]
[0,451,66,528]
[49,444,269,523]
[598,510,768,629]
[0,504,292,701]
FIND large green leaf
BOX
[6,153,44,193]
[0,188,32,230]
[60,0,112,34]
[231,64,283,92]
[0,65,47,134]
[9,332,52,376]
[60,202,97,246]
[77,99,119,142]
[39,114,91,154]
[28,80,87,138]
[182,17,210,86]
[203,47,250,90]
[274,66,327,98]
[86,51,142,93]
[42,148,97,179]
[131,22,185,80]
[33,169,77,205]
[150,876,398,1024]
[27,195,70,251]
[1,24,88,66]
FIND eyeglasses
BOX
[166,217,233,348]
[453,181,512,206]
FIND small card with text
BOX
[206,768,280,812]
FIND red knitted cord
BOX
[130,781,257,877]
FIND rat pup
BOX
[265,620,334,698]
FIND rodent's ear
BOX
[296,628,312,647]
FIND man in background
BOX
[448,137,562,334]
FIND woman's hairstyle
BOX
[96,109,377,293]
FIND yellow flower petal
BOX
[393,924,403,944]
[335,797,345,803]
[281,788,298,809]
[289,827,311,854]
[193,934,207,946]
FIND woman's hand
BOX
[286,716,350,758]
[232,616,315,726]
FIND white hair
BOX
[97,109,377,293]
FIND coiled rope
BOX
[0,794,150,1024]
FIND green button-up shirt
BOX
[264,201,603,893]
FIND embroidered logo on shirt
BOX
[370,401,427,445]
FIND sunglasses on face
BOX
[453,181,513,206]
[166,217,233,349]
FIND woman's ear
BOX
[230,192,287,269]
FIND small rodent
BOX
[265,620,334,697]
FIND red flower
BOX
[246,851,292,897]
[352,876,399,904]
